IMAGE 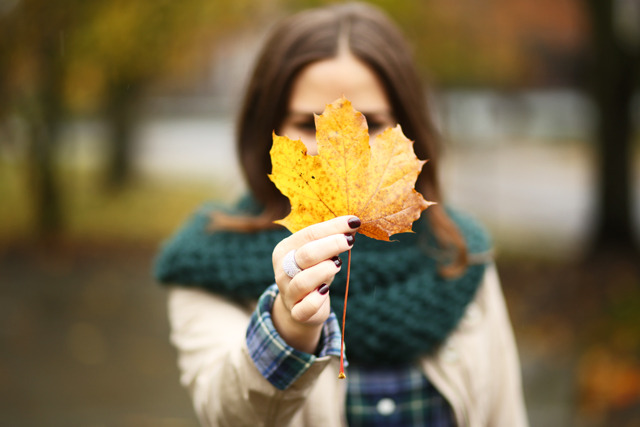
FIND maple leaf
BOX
[269,95,433,241]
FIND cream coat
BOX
[167,264,529,427]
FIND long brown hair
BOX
[215,2,467,276]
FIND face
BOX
[279,54,395,155]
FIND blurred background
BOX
[0,0,639,426]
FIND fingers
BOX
[282,260,338,310]
[273,215,359,283]
[294,233,352,270]
[271,215,360,328]
[291,290,331,324]
[286,215,361,251]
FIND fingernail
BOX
[331,256,342,267]
[318,284,329,295]
[348,217,361,229]
[345,233,355,246]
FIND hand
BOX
[271,216,360,353]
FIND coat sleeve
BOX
[166,286,338,427]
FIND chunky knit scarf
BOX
[154,195,491,366]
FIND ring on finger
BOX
[283,249,303,278]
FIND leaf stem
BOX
[338,249,351,379]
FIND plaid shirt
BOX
[246,284,456,426]
[346,365,456,427]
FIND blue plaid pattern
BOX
[246,284,344,390]
[247,285,455,426]
[346,364,456,427]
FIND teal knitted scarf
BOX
[154,195,491,366]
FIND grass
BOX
[0,160,236,246]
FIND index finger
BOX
[286,216,361,249]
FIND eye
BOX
[293,121,316,132]
[368,121,385,133]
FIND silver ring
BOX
[283,249,302,278]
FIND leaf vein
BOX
[357,132,401,217]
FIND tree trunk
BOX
[27,109,63,239]
[586,0,639,257]
[26,40,66,241]
[104,81,141,191]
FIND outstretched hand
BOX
[271,215,360,354]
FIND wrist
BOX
[272,293,323,354]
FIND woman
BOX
[155,3,528,426]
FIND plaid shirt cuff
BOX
[246,284,346,390]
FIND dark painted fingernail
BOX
[345,233,355,246]
[331,256,342,267]
[318,284,329,295]
[348,217,361,229]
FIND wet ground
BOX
[0,243,198,427]
[1,241,638,427]
[500,256,640,427]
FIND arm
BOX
[167,216,359,426]
[167,285,340,427]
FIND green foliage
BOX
[1,0,260,115]
[0,159,223,243]
[1,0,587,114]
[0,0,259,237]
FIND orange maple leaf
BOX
[269,95,433,241]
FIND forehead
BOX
[288,54,390,113]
